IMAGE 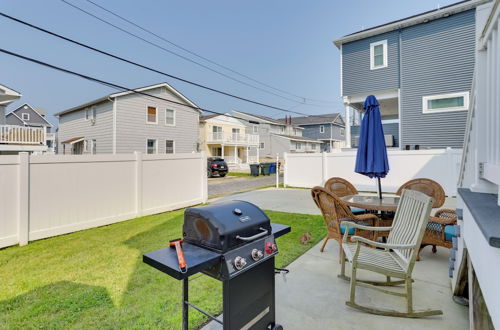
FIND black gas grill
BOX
[143,201,290,330]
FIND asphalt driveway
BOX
[208,174,279,198]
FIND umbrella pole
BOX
[377,178,382,199]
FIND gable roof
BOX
[232,110,302,128]
[0,83,22,105]
[9,103,53,127]
[5,112,25,125]
[55,82,201,116]
[333,0,489,48]
[280,113,344,126]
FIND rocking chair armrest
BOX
[340,221,393,232]
[351,236,417,250]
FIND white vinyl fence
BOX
[284,148,462,196]
[0,152,207,249]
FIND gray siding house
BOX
[55,83,201,155]
[285,113,346,152]
[232,110,322,159]
[334,0,486,149]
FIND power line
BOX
[59,0,333,109]
[0,12,314,117]
[83,0,337,106]
[0,47,292,127]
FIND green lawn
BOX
[0,209,325,329]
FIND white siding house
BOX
[56,83,201,155]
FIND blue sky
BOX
[1,0,458,127]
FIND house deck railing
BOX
[207,132,259,145]
[0,125,46,145]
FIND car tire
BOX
[219,173,226,177]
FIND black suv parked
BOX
[207,157,228,178]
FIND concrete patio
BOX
[204,188,466,330]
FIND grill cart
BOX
[143,201,290,330]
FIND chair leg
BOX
[406,277,413,314]
[320,236,329,252]
[432,245,437,253]
[340,251,346,278]
[349,265,357,304]
[338,243,344,264]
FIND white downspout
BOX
[110,97,117,154]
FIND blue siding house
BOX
[283,113,346,151]
[334,0,487,149]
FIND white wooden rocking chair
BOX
[339,189,443,318]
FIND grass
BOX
[0,209,325,329]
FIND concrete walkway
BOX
[204,189,466,330]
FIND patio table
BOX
[341,194,400,212]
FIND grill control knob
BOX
[234,256,247,270]
[251,249,264,261]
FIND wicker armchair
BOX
[311,186,379,260]
[324,177,365,215]
[396,178,457,259]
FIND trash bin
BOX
[260,163,271,176]
[250,164,260,176]
[269,162,276,174]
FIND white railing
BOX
[459,0,500,203]
[207,132,259,145]
[0,125,45,144]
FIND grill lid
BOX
[183,201,271,253]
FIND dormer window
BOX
[370,40,388,70]
[21,113,30,121]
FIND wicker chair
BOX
[324,177,365,215]
[311,186,379,259]
[396,178,457,259]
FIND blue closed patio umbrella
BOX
[354,95,390,199]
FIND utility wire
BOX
[83,0,337,106]
[59,0,333,109]
[0,12,314,117]
[0,47,293,127]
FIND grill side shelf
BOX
[271,223,291,239]
[143,243,221,280]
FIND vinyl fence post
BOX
[18,152,30,246]
[201,151,208,203]
[322,151,328,185]
[283,152,288,188]
[135,151,143,217]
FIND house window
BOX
[147,139,157,154]
[260,142,265,149]
[85,107,96,121]
[212,147,222,156]
[21,113,30,121]
[319,125,325,133]
[165,140,174,154]
[147,106,157,124]
[370,40,388,70]
[340,128,345,136]
[295,142,302,150]
[422,92,469,113]
[84,140,90,153]
[165,109,175,126]
[253,125,258,133]
[280,126,285,133]
[311,144,317,150]
[92,139,96,154]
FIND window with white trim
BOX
[91,139,97,154]
[319,125,325,133]
[340,128,345,136]
[311,143,317,150]
[147,106,157,124]
[147,139,157,154]
[260,142,265,149]
[252,124,258,133]
[165,109,175,125]
[370,40,388,70]
[295,142,302,150]
[21,113,30,121]
[422,92,469,113]
[165,140,174,154]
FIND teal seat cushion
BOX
[340,223,355,235]
[445,225,456,242]
[350,207,365,215]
